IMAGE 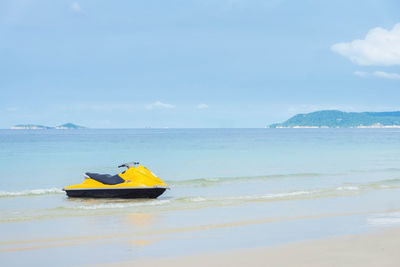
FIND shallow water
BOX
[2,129,400,265]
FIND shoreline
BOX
[99,227,400,267]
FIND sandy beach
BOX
[100,227,400,267]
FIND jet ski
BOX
[63,162,168,198]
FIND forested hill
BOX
[268,110,400,128]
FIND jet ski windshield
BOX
[85,172,124,185]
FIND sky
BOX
[1,0,400,128]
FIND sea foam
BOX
[0,188,63,197]
[368,213,400,226]
[336,186,359,191]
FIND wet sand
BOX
[101,227,400,267]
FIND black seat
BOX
[85,173,124,185]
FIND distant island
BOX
[11,123,86,130]
[268,110,400,128]
[54,123,86,130]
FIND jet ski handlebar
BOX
[118,162,140,168]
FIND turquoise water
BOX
[2,129,400,265]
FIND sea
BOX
[1,128,400,266]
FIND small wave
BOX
[185,197,207,202]
[349,167,400,174]
[167,168,400,188]
[168,178,221,186]
[175,190,317,205]
[261,191,312,198]
[336,186,359,191]
[0,188,63,198]
[376,178,400,184]
[70,199,171,210]
[368,217,400,225]
[236,191,313,200]
[167,173,324,187]
[366,178,400,189]
[368,213,400,226]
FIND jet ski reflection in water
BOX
[63,162,168,198]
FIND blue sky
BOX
[1,0,400,128]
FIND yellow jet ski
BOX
[63,162,168,198]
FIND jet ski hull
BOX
[64,187,166,198]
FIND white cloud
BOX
[373,71,400,80]
[353,70,400,80]
[197,103,209,109]
[70,2,82,13]
[331,23,400,66]
[146,101,175,110]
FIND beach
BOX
[102,227,400,267]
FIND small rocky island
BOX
[268,110,400,128]
[11,123,86,130]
